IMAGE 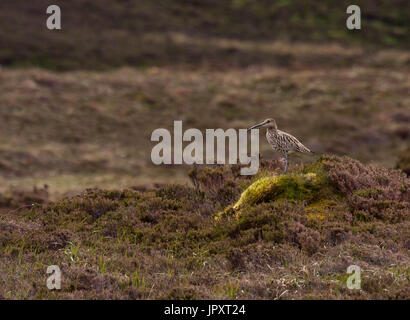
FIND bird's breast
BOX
[266,130,282,150]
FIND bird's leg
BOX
[284,153,289,173]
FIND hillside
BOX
[0,43,409,197]
[0,0,409,70]
[0,1,409,301]
[0,1,409,198]
[0,156,409,299]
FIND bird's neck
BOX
[267,126,278,133]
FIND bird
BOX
[247,118,313,173]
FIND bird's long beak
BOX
[247,121,265,132]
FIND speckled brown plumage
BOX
[248,118,313,172]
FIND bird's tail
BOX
[310,150,322,155]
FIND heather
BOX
[0,0,409,301]
[1,156,408,299]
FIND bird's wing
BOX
[278,130,311,153]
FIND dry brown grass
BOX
[0,42,409,197]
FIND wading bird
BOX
[248,118,313,173]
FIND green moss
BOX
[215,157,345,222]
[233,176,282,210]
[231,172,322,214]
[305,199,337,224]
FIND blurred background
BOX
[0,0,409,199]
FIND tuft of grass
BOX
[132,269,146,288]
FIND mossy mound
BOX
[235,173,320,209]
[216,172,329,220]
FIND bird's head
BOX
[247,118,277,131]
